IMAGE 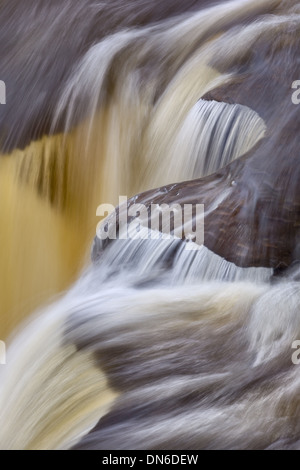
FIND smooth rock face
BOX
[199,20,300,268]
[2,0,300,452]
[94,14,300,269]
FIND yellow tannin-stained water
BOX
[1,0,300,450]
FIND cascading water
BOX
[1,0,300,450]
[1,234,300,449]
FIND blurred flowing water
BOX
[0,0,300,449]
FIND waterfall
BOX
[1,236,300,449]
[0,0,299,450]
